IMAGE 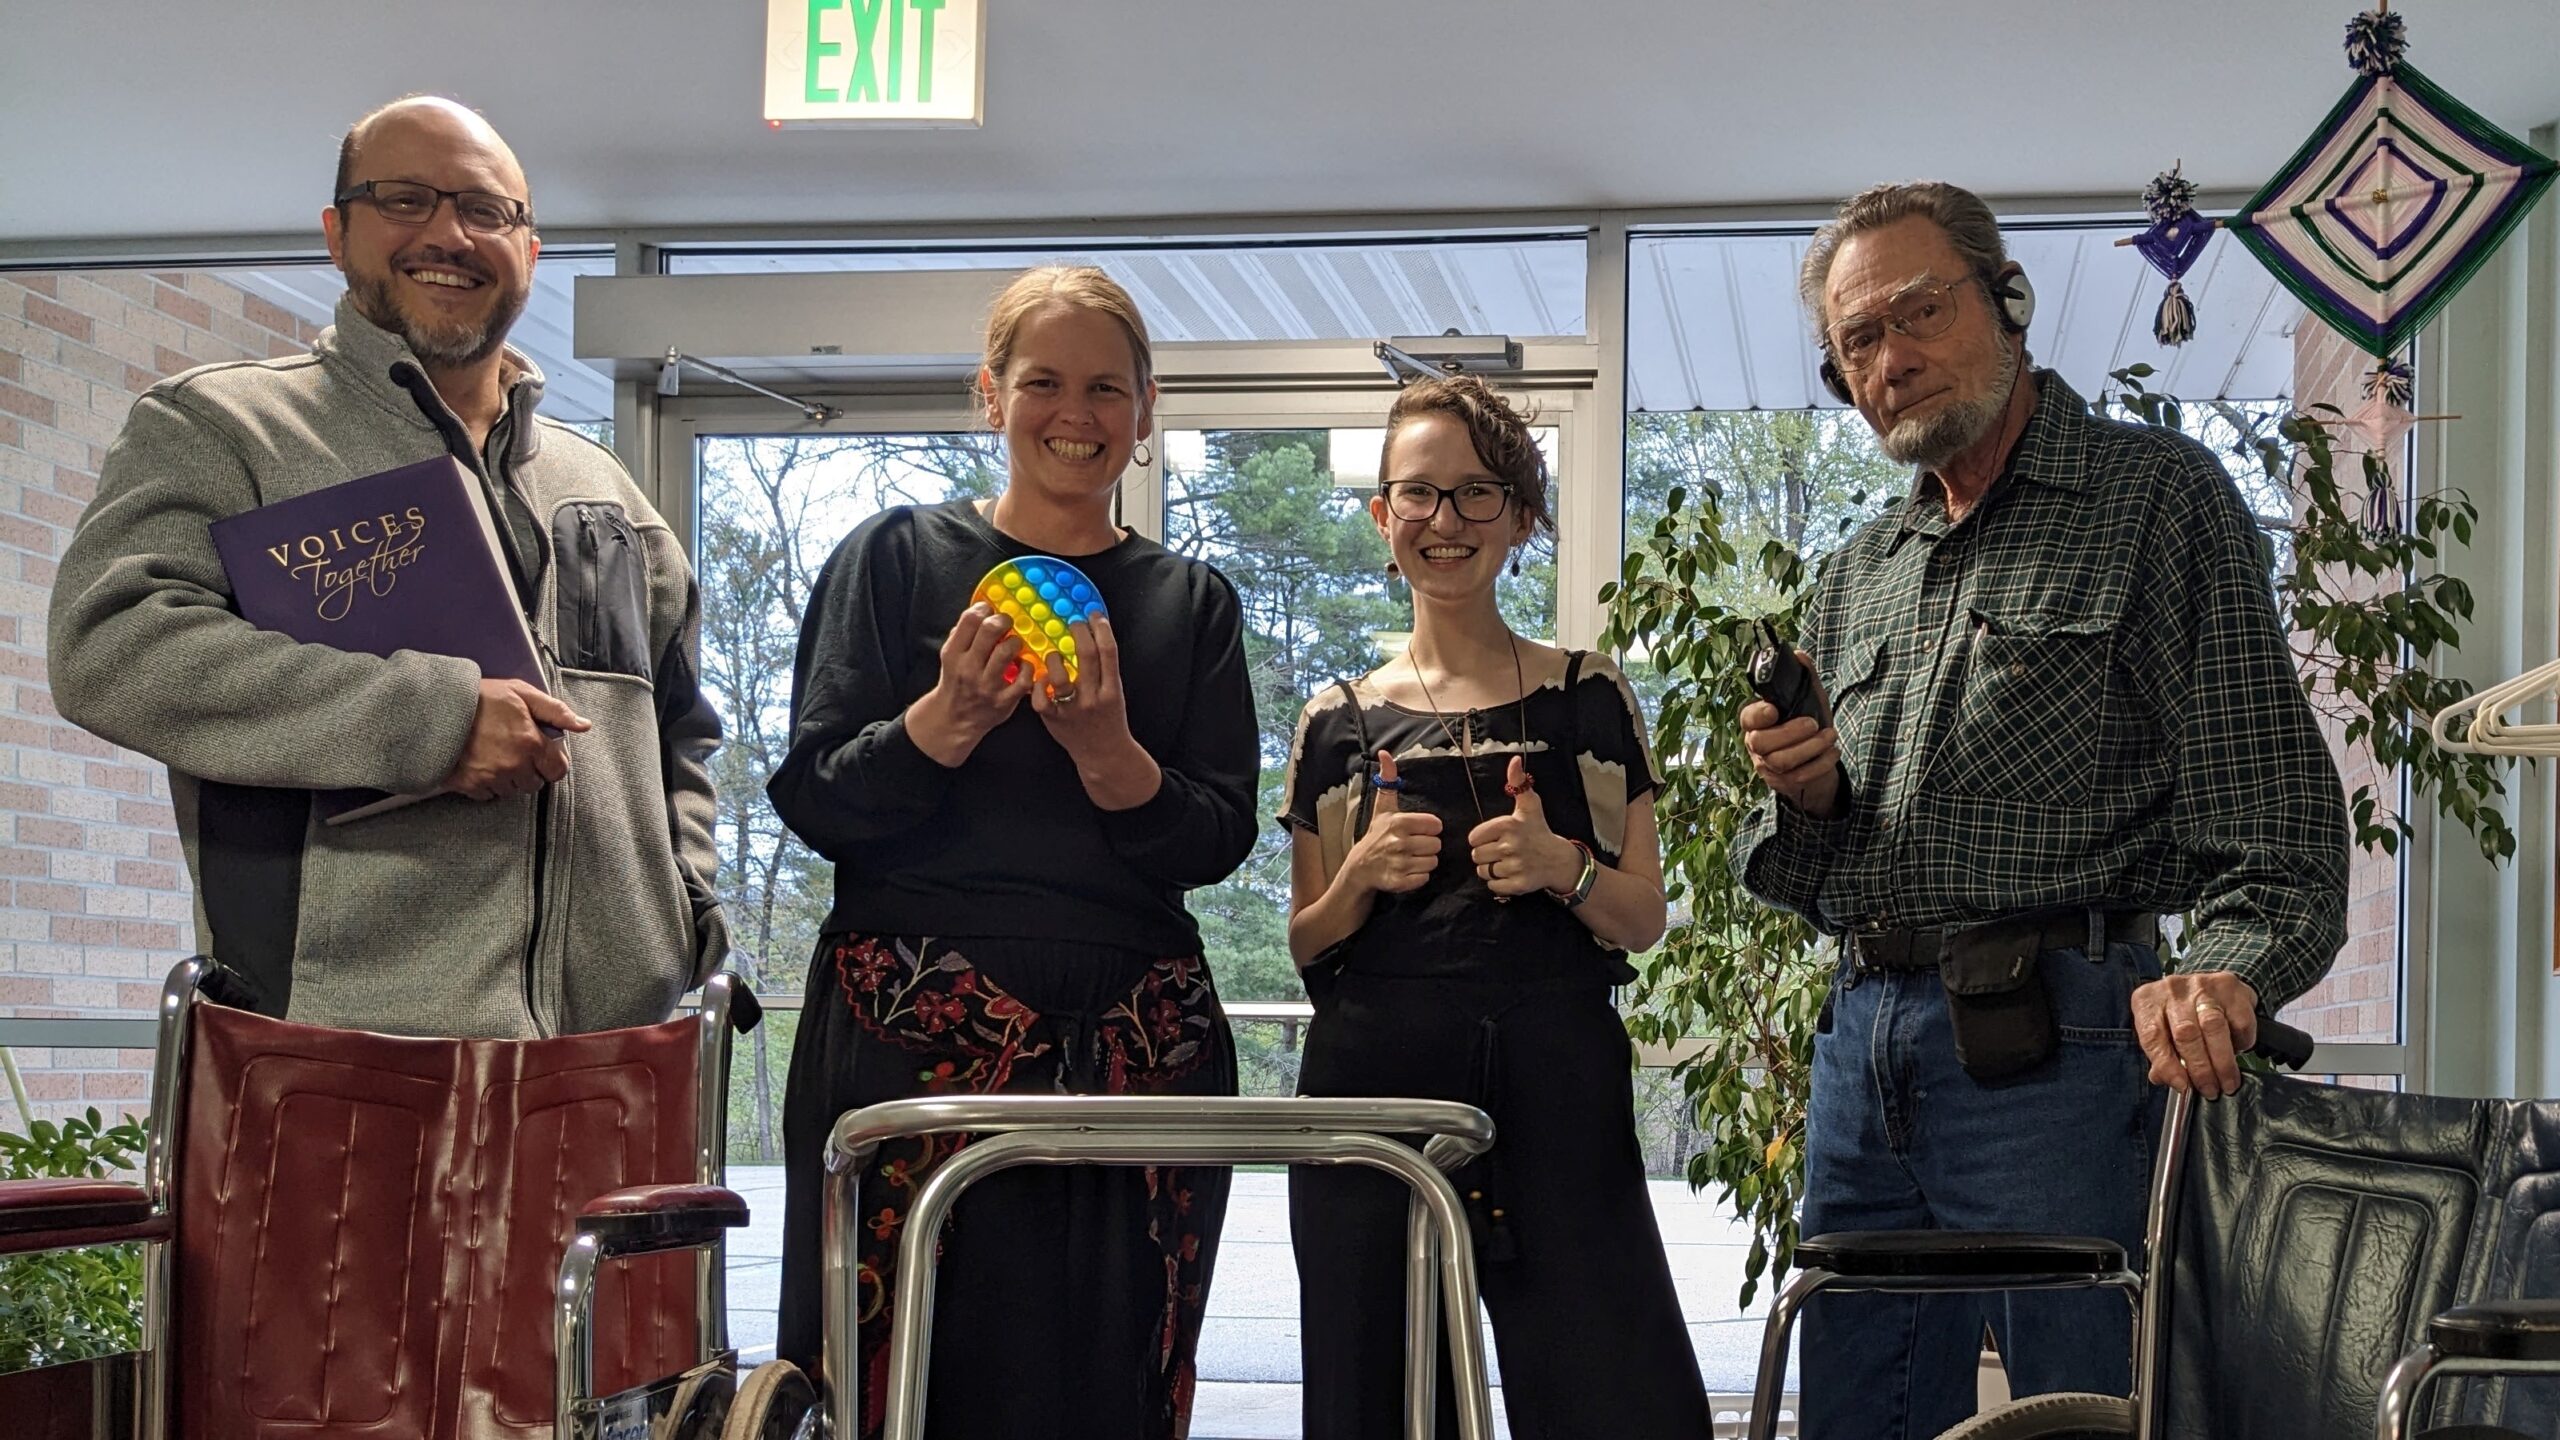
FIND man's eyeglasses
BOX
[335,180,533,236]
[1825,276,1973,374]
[1381,479,1514,524]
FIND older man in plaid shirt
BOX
[1736,181,2349,1439]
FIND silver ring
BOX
[1052,689,1079,705]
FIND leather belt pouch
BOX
[1939,917,2058,1083]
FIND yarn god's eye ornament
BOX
[973,556,1108,685]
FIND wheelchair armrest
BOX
[1795,1230,2127,1280]
[574,1183,748,1259]
[2429,1300,2560,1363]
[0,1177,165,1255]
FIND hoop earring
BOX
[1385,560,1401,579]
[1132,441,1156,468]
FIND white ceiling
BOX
[7,1,2560,243]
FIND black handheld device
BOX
[1746,619,1826,726]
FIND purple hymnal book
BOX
[208,455,546,824]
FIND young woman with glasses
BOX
[1280,376,1712,1436]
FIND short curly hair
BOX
[1377,375,1554,543]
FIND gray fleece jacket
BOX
[49,298,728,1038]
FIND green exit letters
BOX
[804,0,951,105]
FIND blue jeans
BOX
[1797,940,2164,1440]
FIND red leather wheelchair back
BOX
[172,1003,704,1440]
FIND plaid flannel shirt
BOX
[1734,372,2349,1008]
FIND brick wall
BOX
[2283,321,2404,1045]
[0,267,326,1126]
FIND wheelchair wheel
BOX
[1936,1392,2133,1439]
[659,1368,736,1440]
[724,1360,819,1440]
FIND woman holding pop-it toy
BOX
[1280,376,1711,1437]
[769,266,1258,1439]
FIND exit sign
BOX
[766,0,986,127]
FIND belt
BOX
[1848,908,2161,973]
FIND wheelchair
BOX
[1748,1018,2560,1439]
[0,956,772,1440]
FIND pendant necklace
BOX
[1407,629,1531,898]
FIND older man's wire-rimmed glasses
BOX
[1825,275,1976,375]
[335,180,534,236]
[1381,479,1514,524]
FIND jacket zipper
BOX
[575,504,600,665]
[524,787,553,1034]
[394,359,558,1034]
[522,634,564,1036]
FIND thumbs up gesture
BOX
[1469,755,1581,898]
[1342,750,1442,897]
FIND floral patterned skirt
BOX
[778,932,1235,1440]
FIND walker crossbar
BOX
[823,1093,1498,1172]
[819,1094,1498,1440]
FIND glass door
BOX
[656,385,1588,1411]
[1140,392,1579,1431]
[657,396,996,1367]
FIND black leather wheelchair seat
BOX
[1797,1230,2126,1279]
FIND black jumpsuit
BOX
[1280,654,1713,1439]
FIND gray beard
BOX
[1879,343,2020,468]
[345,270,526,369]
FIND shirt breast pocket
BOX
[1936,609,2111,801]
[550,501,654,680]
[1819,639,1889,790]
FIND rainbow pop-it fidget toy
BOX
[975,555,1107,683]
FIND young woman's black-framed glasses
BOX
[1381,479,1514,524]
[334,180,534,236]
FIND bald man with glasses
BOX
[51,96,730,1040]
[1732,181,2349,1438]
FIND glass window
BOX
[690,428,1006,1367]
[1625,224,2301,411]
[666,236,1589,340]
[1616,226,2405,1407]
[693,430,1004,1162]
[1620,232,2396,1053]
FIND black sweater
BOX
[769,499,1260,955]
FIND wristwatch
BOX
[1551,839,1599,910]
